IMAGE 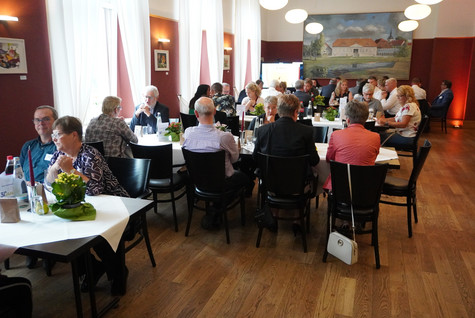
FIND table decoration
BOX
[312,95,325,107]
[215,122,228,131]
[164,122,182,142]
[49,172,96,220]
[250,103,265,116]
[323,106,338,121]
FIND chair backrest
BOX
[226,115,240,136]
[84,141,105,156]
[180,112,198,131]
[330,161,388,211]
[409,115,429,150]
[297,119,312,126]
[129,143,173,180]
[364,120,376,131]
[106,157,150,198]
[182,148,226,193]
[313,126,328,143]
[417,99,430,117]
[257,153,310,196]
[408,139,431,187]
[215,111,227,126]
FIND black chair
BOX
[430,101,452,133]
[256,153,312,252]
[84,141,105,156]
[106,157,156,267]
[226,115,240,136]
[130,143,188,232]
[313,126,328,143]
[215,110,227,126]
[180,112,198,131]
[182,149,246,244]
[364,120,376,131]
[396,115,429,164]
[380,139,431,238]
[323,161,388,268]
[297,119,312,126]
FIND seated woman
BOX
[377,85,422,148]
[189,84,210,114]
[45,116,129,295]
[242,82,264,114]
[329,79,353,106]
[248,95,279,130]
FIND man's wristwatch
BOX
[70,168,76,174]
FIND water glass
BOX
[32,195,45,215]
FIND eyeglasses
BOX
[396,95,404,98]
[116,105,122,110]
[32,117,52,124]
[51,131,65,139]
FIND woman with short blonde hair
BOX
[242,82,264,114]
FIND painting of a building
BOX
[331,38,377,57]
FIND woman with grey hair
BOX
[248,95,279,130]
[85,96,138,158]
[362,83,384,117]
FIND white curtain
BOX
[179,0,224,112]
[234,0,261,92]
[203,0,224,84]
[117,0,151,106]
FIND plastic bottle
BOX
[5,155,14,175]
[13,157,28,200]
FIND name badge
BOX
[44,153,53,161]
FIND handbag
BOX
[326,164,358,265]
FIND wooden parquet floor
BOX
[3,121,475,318]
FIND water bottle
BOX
[308,104,313,118]
[13,157,28,205]
[5,155,14,175]
[156,112,162,136]
[299,102,304,120]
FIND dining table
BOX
[136,134,185,166]
[0,195,154,318]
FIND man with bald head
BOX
[183,97,248,229]
[380,78,400,117]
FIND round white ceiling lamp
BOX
[415,0,443,4]
[398,20,419,32]
[259,0,288,10]
[305,22,324,34]
[404,4,431,20]
[285,9,308,24]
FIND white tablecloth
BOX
[0,195,129,262]
[137,134,185,165]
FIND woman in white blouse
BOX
[242,82,264,114]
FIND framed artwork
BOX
[154,50,169,71]
[303,12,412,80]
[223,54,230,70]
[0,37,28,74]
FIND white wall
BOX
[149,0,475,40]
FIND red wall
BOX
[261,38,475,121]
[149,16,180,118]
[0,0,54,168]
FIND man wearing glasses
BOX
[20,105,58,183]
[129,85,170,133]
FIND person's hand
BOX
[381,91,388,100]
[135,103,151,117]
[377,117,386,126]
[56,155,74,173]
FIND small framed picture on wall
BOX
[223,55,230,70]
[155,50,169,71]
[0,37,28,74]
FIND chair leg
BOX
[300,210,308,253]
[256,226,264,248]
[185,201,194,237]
[4,258,10,270]
[373,218,380,269]
[223,209,230,244]
[141,214,156,267]
[152,192,158,214]
[240,190,246,226]
[322,212,331,262]
[306,200,311,233]
[407,195,413,238]
[170,191,179,232]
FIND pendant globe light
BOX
[398,20,419,32]
[305,22,324,34]
[285,9,308,24]
[259,0,288,10]
[404,4,431,20]
[415,0,443,4]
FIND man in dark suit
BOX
[320,78,337,105]
[293,79,311,108]
[253,94,319,167]
[430,80,454,117]
[129,85,170,133]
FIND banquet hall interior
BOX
[0,0,474,317]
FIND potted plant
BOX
[323,106,339,121]
[250,103,265,116]
[164,122,182,142]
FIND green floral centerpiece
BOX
[324,106,339,121]
[250,103,265,116]
[312,95,325,106]
[49,172,96,221]
[164,122,182,142]
[215,122,228,131]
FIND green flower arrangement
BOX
[164,122,182,142]
[215,122,228,131]
[49,172,96,221]
[312,95,325,106]
[250,103,265,116]
[324,106,339,121]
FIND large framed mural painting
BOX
[303,12,412,80]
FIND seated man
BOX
[381,78,401,117]
[85,96,138,158]
[430,79,454,117]
[129,85,169,133]
[293,79,311,108]
[324,100,381,191]
[20,105,58,183]
[362,83,383,116]
[261,79,282,99]
[211,82,236,116]
[320,78,337,105]
[183,97,248,230]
